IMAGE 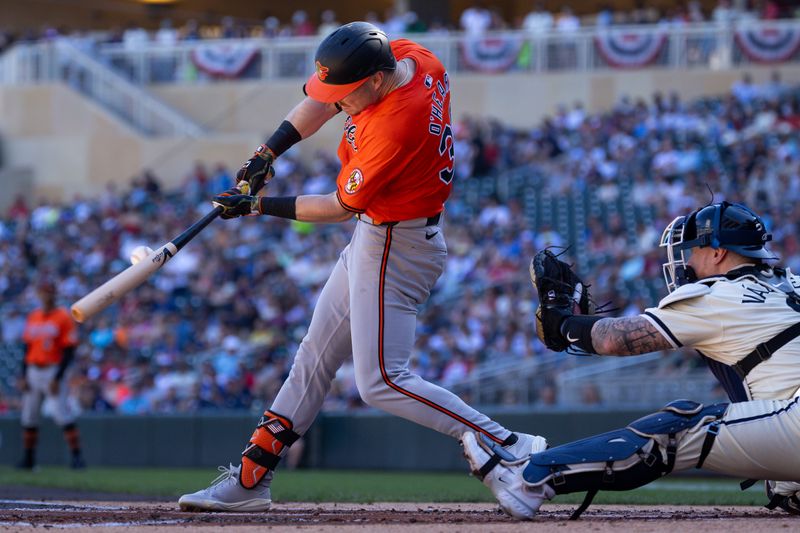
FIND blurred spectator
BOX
[759,0,780,20]
[555,6,580,33]
[405,12,428,33]
[762,70,787,102]
[118,382,151,414]
[580,383,603,406]
[122,23,148,51]
[535,382,558,407]
[290,10,315,37]
[732,72,758,104]
[220,16,237,39]
[460,2,492,35]
[181,19,201,41]
[7,195,30,220]
[687,1,706,22]
[155,19,178,47]
[712,0,739,24]
[262,17,281,39]
[441,352,471,387]
[213,335,243,385]
[318,10,339,36]
[384,7,410,35]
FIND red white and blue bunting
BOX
[460,36,523,73]
[190,43,259,78]
[735,26,800,64]
[594,31,667,69]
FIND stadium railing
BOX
[556,355,723,408]
[0,40,204,136]
[57,20,800,84]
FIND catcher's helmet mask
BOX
[305,21,397,103]
[660,201,778,292]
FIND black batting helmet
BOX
[305,21,396,103]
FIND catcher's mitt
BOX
[530,249,594,352]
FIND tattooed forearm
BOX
[591,316,673,356]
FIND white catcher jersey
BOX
[643,265,800,402]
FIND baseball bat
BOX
[70,206,223,323]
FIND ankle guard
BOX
[240,411,300,489]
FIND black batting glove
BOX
[236,144,275,196]
[213,186,243,218]
[212,194,259,219]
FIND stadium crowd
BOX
[0,0,795,55]
[1,72,799,416]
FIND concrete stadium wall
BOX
[152,65,800,132]
[0,409,648,470]
[0,84,254,203]
[3,65,800,203]
[0,83,340,203]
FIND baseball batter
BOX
[463,201,800,519]
[179,21,545,512]
[18,280,85,470]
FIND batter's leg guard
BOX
[240,411,300,489]
[522,400,728,519]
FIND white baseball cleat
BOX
[461,432,554,520]
[179,464,272,512]
[504,432,548,459]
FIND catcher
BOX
[462,201,800,519]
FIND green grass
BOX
[0,466,766,505]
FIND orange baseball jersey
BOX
[23,307,78,366]
[335,39,454,223]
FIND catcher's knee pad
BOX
[522,400,727,517]
[240,410,300,489]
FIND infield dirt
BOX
[0,499,794,532]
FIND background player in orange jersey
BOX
[179,21,546,514]
[18,280,85,470]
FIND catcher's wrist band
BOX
[266,120,301,157]
[258,196,297,220]
[561,315,603,353]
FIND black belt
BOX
[357,212,441,227]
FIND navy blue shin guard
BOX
[522,400,728,519]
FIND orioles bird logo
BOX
[315,61,330,81]
[345,169,363,194]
